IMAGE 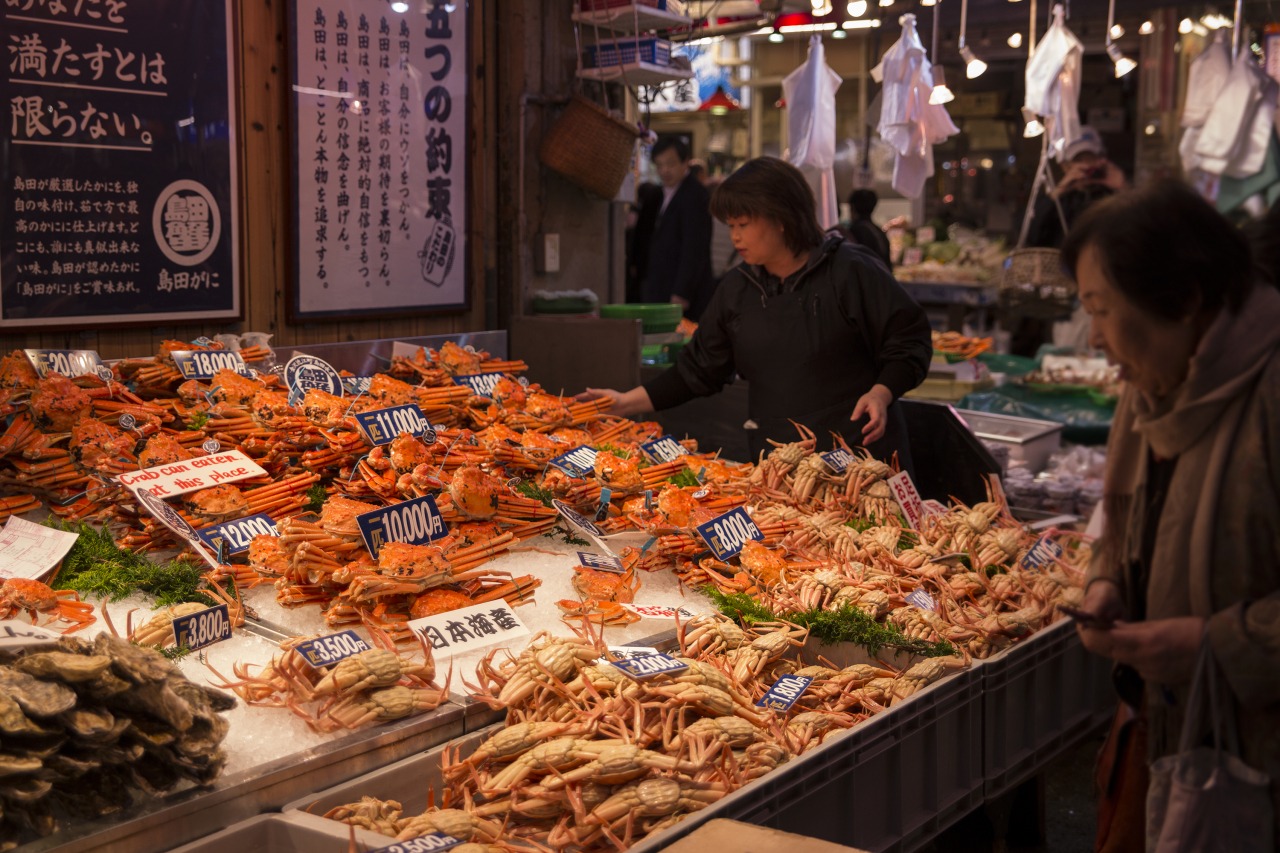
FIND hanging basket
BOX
[997,247,1077,321]
[539,95,640,201]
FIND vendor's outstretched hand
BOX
[851,384,893,444]
[574,386,654,418]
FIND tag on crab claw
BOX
[594,487,612,523]
[118,413,137,431]
[202,439,221,454]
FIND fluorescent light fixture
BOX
[960,44,986,78]
[779,22,838,32]
[1178,17,1194,34]
[929,66,955,104]
[1139,20,1154,35]
[847,0,867,15]
[1007,32,1023,48]
[1106,42,1136,77]
[842,18,881,28]
[1110,23,1124,38]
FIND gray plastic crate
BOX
[980,618,1114,800]
[169,813,390,853]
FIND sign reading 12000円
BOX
[290,1,468,318]
[0,1,239,329]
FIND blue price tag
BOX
[367,834,463,853]
[196,512,279,557]
[639,435,688,464]
[820,448,855,475]
[341,376,374,395]
[906,589,937,611]
[451,372,505,397]
[548,446,598,479]
[356,494,449,557]
[23,349,104,379]
[294,630,372,669]
[576,551,625,573]
[595,487,612,522]
[354,403,432,446]
[284,354,344,399]
[610,653,690,681]
[695,506,764,561]
[172,603,232,651]
[1020,534,1065,572]
[756,674,814,711]
[170,350,248,380]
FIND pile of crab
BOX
[318,614,968,851]
[0,632,235,850]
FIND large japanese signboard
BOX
[0,0,239,329]
[290,0,468,319]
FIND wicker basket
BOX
[998,247,1076,321]
[539,95,639,200]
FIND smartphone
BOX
[1058,603,1114,630]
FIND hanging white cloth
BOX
[783,36,844,229]
[1195,55,1275,177]
[1182,34,1232,128]
[1023,4,1082,162]
[870,14,958,199]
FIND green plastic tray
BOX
[599,302,683,334]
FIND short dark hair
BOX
[651,136,690,163]
[710,157,825,255]
[1061,179,1254,320]
[849,189,878,219]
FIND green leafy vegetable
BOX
[186,411,210,431]
[515,479,556,508]
[304,484,328,513]
[666,469,701,488]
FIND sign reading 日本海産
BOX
[0,1,240,329]
[406,601,529,659]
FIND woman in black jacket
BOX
[579,157,932,464]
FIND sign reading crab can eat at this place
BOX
[610,653,690,681]
[294,630,373,669]
[356,494,449,558]
[172,603,232,651]
[367,832,465,853]
[23,349,106,380]
[116,449,268,499]
[407,600,530,659]
[0,516,80,582]
[695,506,764,561]
[0,619,63,651]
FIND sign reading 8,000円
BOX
[0,0,239,329]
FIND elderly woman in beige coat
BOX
[1068,180,1280,845]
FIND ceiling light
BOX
[1139,20,1154,35]
[811,0,825,8]
[1201,13,1232,29]
[960,44,986,78]
[847,0,868,16]
[1179,17,1194,34]
[390,0,408,11]
[879,0,894,7]
[929,66,955,104]
[920,0,937,6]
[832,27,847,37]
[1144,122,1158,135]
[1110,23,1124,38]
[768,30,784,42]
[841,18,881,28]
[1106,42,1136,77]
[1007,32,1023,48]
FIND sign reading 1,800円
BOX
[756,674,813,711]
[294,630,372,669]
[356,494,449,557]
[172,603,232,651]
[695,506,763,561]
[354,404,435,446]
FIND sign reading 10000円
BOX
[289,0,468,318]
[0,0,239,329]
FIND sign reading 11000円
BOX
[0,0,240,330]
[290,0,468,319]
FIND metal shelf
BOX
[571,3,691,34]
[576,60,694,86]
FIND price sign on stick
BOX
[172,604,232,651]
[295,630,372,669]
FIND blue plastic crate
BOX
[583,36,672,69]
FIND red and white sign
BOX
[116,449,266,499]
[620,603,698,621]
[887,471,926,530]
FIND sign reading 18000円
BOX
[0,0,239,329]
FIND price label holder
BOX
[606,645,661,660]
[610,653,689,681]
[295,630,372,669]
[407,601,530,659]
[367,833,464,853]
[906,589,937,611]
[1020,534,1065,572]
[619,603,698,620]
[451,372,505,398]
[695,506,764,561]
[284,354,345,405]
[172,603,232,651]
[170,350,249,381]
[127,486,221,570]
[195,512,279,558]
[547,447,598,479]
[24,349,105,379]
[552,499,617,558]
[819,448,855,474]
[356,495,449,558]
[342,376,374,396]
[594,487,612,523]
[354,403,434,446]
[756,674,813,711]
[887,471,926,530]
[0,618,63,651]
[639,435,688,464]
[576,551,625,573]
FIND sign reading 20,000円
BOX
[289,1,469,319]
[0,1,239,329]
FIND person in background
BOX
[642,137,713,320]
[1068,180,1280,846]
[625,181,663,304]
[578,157,931,466]
[1028,125,1128,249]
[845,188,892,270]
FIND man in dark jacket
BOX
[641,137,713,320]
[845,188,893,270]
